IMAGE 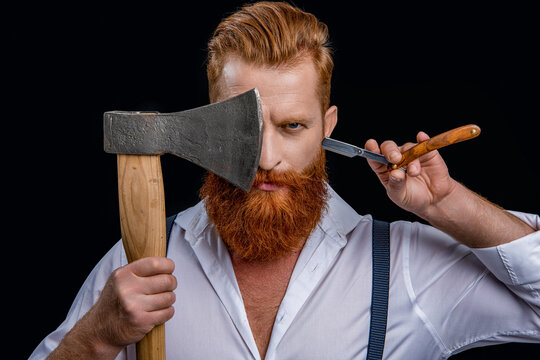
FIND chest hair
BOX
[232,252,300,359]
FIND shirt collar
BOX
[319,185,363,243]
[175,184,363,245]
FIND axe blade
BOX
[104,88,263,192]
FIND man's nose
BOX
[259,125,281,171]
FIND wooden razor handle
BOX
[390,124,481,170]
[117,154,166,360]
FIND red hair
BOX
[206,1,334,112]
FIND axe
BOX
[103,88,263,359]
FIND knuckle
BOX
[166,291,176,305]
[166,258,175,272]
[382,139,398,146]
[111,268,125,283]
[154,292,175,310]
[111,280,131,299]
[166,306,175,320]
[150,257,174,273]
[380,140,393,148]
[149,257,162,269]
[111,266,137,288]
[121,298,139,315]
[167,274,178,289]
[156,306,175,325]
[163,274,174,288]
[117,285,133,301]
[153,276,177,295]
[155,275,173,290]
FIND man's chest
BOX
[231,254,300,358]
[164,229,438,360]
[164,212,444,359]
[165,255,432,360]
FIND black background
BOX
[10,1,538,358]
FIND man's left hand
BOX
[364,131,456,219]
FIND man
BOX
[31,2,539,359]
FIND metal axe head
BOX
[104,88,263,192]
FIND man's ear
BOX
[323,105,338,138]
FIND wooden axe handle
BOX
[390,124,481,169]
[117,154,166,360]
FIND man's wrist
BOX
[420,180,469,225]
[48,309,124,360]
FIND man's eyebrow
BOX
[274,117,314,126]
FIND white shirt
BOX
[30,187,540,359]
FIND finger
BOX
[398,140,421,175]
[147,306,176,326]
[380,140,403,164]
[399,141,417,153]
[406,159,422,176]
[414,130,440,164]
[365,139,388,174]
[141,274,178,294]
[365,138,380,153]
[142,291,176,312]
[398,133,430,174]
[131,257,175,277]
[417,131,430,142]
[387,168,407,193]
[389,168,406,182]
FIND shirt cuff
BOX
[471,211,540,285]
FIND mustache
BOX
[251,151,325,189]
[252,169,305,188]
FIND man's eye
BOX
[287,123,301,129]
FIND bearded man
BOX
[31,2,539,360]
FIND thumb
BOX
[386,168,407,198]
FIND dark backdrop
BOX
[10,1,538,358]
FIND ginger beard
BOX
[200,150,328,262]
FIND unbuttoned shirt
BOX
[30,187,540,359]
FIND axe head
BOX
[104,88,263,192]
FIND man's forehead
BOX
[218,56,319,98]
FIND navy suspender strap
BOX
[165,214,177,250]
[366,219,391,360]
[164,214,390,359]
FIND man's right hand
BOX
[48,257,177,359]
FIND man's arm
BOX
[365,132,539,353]
[47,306,124,359]
[365,131,536,247]
[45,256,177,360]
[417,180,534,248]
